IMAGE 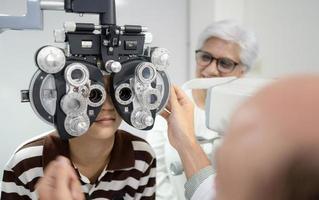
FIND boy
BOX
[1,76,156,200]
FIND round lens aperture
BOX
[65,63,89,87]
[88,84,106,107]
[142,89,161,110]
[90,89,103,103]
[71,68,84,82]
[119,87,132,102]
[115,83,134,105]
[149,94,158,104]
[136,62,156,84]
[142,67,151,79]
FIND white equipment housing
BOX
[205,77,272,134]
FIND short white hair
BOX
[197,20,259,70]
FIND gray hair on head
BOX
[197,20,259,70]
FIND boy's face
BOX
[86,76,122,139]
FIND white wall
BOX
[188,0,215,79]
[243,0,319,77]
[0,0,188,180]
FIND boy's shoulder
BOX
[117,129,155,158]
[112,130,156,172]
[5,131,57,170]
[2,132,58,196]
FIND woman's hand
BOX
[161,85,211,179]
[36,156,84,200]
[161,85,196,150]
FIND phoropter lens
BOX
[88,84,106,107]
[142,89,161,110]
[149,94,158,104]
[64,63,89,87]
[71,69,84,82]
[119,87,132,101]
[89,88,103,103]
[142,67,151,79]
[115,83,134,105]
[136,62,156,83]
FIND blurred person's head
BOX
[193,20,258,109]
[216,75,319,200]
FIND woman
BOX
[150,19,259,200]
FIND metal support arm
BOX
[0,0,64,32]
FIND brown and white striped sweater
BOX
[1,130,156,200]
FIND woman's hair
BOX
[197,20,259,70]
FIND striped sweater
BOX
[1,130,156,200]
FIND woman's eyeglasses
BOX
[195,50,240,74]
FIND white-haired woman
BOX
[162,19,259,200]
[174,20,258,199]
[193,19,258,109]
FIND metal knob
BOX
[151,48,170,71]
[131,108,153,129]
[36,46,66,74]
[63,21,76,32]
[143,115,154,127]
[60,93,87,116]
[73,120,89,133]
[65,115,90,137]
[105,60,122,73]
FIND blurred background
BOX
[0,0,319,180]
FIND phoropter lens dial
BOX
[135,62,156,84]
[64,63,90,87]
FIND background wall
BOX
[0,0,188,180]
[243,0,319,77]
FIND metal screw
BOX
[103,40,110,46]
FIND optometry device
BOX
[0,0,171,139]
[170,77,272,176]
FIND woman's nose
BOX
[201,60,220,77]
